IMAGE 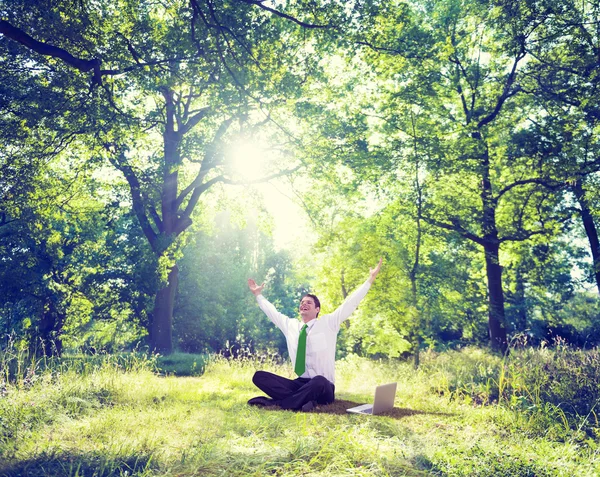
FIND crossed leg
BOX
[249,370,335,410]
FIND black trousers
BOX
[252,370,335,410]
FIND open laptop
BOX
[346,382,397,415]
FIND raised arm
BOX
[248,278,265,296]
[369,258,383,284]
[248,278,292,333]
[327,258,383,329]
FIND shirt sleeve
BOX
[256,295,292,334]
[324,279,372,330]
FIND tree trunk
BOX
[109,91,225,355]
[150,265,179,354]
[410,276,420,369]
[409,208,422,368]
[410,116,423,369]
[36,298,64,357]
[572,180,600,295]
[147,90,184,355]
[483,241,508,352]
[478,132,507,353]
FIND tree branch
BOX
[180,106,212,136]
[176,164,301,236]
[175,174,227,235]
[495,177,563,200]
[221,165,302,186]
[1,19,199,87]
[104,145,160,251]
[176,115,236,208]
[477,51,525,129]
[499,228,550,243]
[451,60,472,123]
[355,40,425,61]
[236,0,331,29]
[99,57,199,77]
[422,215,485,246]
[0,19,102,85]
[149,206,163,232]
[115,32,143,64]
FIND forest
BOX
[2,0,600,361]
[2,1,600,476]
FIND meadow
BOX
[0,345,599,477]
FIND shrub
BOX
[504,342,600,420]
[419,344,600,435]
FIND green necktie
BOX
[295,324,308,376]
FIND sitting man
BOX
[247,258,382,412]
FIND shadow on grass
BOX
[319,399,455,418]
[0,451,155,477]
[254,398,454,419]
[317,399,448,418]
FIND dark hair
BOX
[301,293,321,317]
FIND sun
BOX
[222,135,316,252]
[227,139,269,182]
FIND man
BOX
[247,258,382,412]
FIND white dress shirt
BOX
[256,280,372,384]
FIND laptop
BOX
[346,382,397,415]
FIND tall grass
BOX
[419,341,600,439]
[0,341,159,465]
[0,338,158,388]
[0,341,599,476]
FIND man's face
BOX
[299,296,320,322]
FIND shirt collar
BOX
[302,318,317,330]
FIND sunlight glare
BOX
[228,140,269,182]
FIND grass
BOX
[0,347,599,476]
[155,352,208,376]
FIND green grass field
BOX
[0,347,598,476]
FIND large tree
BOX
[517,0,600,295]
[1,0,343,353]
[334,0,572,352]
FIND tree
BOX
[346,0,574,353]
[0,145,136,355]
[517,0,600,294]
[1,0,343,353]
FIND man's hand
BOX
[369,258,383,284]
[248,278,265,296]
